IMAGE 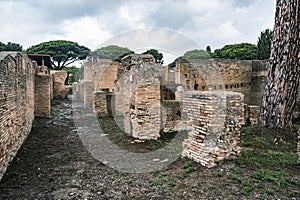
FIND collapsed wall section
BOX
[182,91,244,168]
[0,52,35,180]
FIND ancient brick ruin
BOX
[0,52,67,180]
[182,91,244,168]
[73,54,300,167]
[1,50,300,178]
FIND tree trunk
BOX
[259,0,300,128]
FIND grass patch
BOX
[182,161,196,177]
[237,126,298,168]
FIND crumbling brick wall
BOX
[0,52,35,180]
[182,91,244,168]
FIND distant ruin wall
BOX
[96,62,119,92]
[162,100,182,132]
[83,59,112,91]
[175,59,268,105]
[0,52,35,180]
[51,70,67,99]
[34,74,52,117]
[83,81,94,108]
[93,91,108,117]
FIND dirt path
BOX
[0,98,299,200]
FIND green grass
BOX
[237,126,298,168]
[181,161,197,177]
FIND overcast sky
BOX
[0,0,275,63]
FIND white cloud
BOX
[60,17,112,50]
[0,0,275,54]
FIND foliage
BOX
[183,49,211,59]
[168,49,210,69]
[114,50,135,63]
[142,49,164,64]
[213,43,258,60]
[26,40,90,70]
[257,29,273,60]
[62,66,81,84]
[0,41,23,51]
[182,161,196,177]
[89,45,134,62]
[206,46,211,53]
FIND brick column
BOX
[93,91,108,117]
[35,74,52,117]
[83,81,94,108]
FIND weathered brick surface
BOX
[83,81,94,108]
[83,59,112,90]
[244,105,260,124]
[0,52,35,180]
[93,91,108,117]
[182,91,244,168]
[121,54,161,139]
[174,59,273,106]
[95,62,120,92]
[162,100,182,132]
[51,70,67,99]
[35,74,52,117]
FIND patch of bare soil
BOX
[0,98,299,200]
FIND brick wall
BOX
[182,91,244,168]
[95,62,120,92]
[83,81,94,108]
[83,59,112,90]
[175,59,252,103]
[93,91,108,117]
[34,74,52,117]
[50,70,67,99]
[121,54,161,139]
[162,100,182,132]
[0,52,35,180]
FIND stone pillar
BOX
[51,70,67,99]
[84,81,94,108]
[182,91,244,168]
[72,82,78,96]
[77,82,84,100]
[34,74,52,117]
[114,76,125,116]
[121,54,161,140]
[93,91,108,117]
